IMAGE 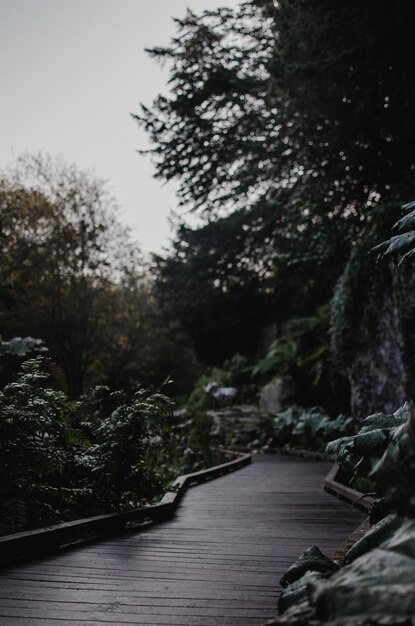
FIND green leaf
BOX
[394,208,415,232]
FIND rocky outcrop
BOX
[259,378,292,414]
[331,250,408,419]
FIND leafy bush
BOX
[276,518,415,624]
[272,407,354,452]
[0,355,233,535]
[372,200,415,265]
[83,385,174,511]
[252,306,350,415]
[326,402,411,496]
[252,336,297,379]
[0,336,48,388]
[0,358,174,534]
[252,306,331,387]
[186,368,233,413]
[0,358,72,533]
[213,407,274,451]
[211,405,353,453]
[371,404,415,516]
[186,354,258,412]
[161,411,225,476]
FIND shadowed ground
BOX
[0,455,364,625]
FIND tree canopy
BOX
[137,1,415,229]
[0,154,198,397]
[138,0,415,416]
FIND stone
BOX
[259,378,291,414]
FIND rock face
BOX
[349,269,407,419]
[331,250,409,420]
[259,378,291,414]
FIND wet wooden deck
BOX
[0,455,364,625]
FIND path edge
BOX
[0,452,251,567]
[324,463,375,513]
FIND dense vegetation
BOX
[0,349,226,534]
[138,0,415,419]
[135,3,415,624]
[0,154,199,398]
[2,14,415,623]
[0,356,170,534]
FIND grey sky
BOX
[0,0,240,253]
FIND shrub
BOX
[372,200,415,265]
[84,385,174,511]
[326,402,411,497]
[0,358,174,534]
[272,407,354,452]
[0,357,72,533]
[162,411,225,476]
[186,354,258,413]
[212,406,353,453]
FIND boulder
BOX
[259,378,291,414]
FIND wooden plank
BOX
[0,599,275,618]
[0,456,364,625]
[0,607,272,626]
[0,453,251,566]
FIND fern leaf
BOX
[398,247,415,266]
[394,208,415,232]
[2,498,27,531]
[401,200,415,211]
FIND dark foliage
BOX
[138,0,415,417]
[0,352,230,536]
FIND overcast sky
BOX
[0,0,240,253]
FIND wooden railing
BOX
[324,463,375,512]
[0,453,251,567]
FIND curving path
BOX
[0,455,364,626]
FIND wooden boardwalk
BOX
[0,456,364,625]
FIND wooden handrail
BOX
[324,463,375,512]
[0,452,251,567]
